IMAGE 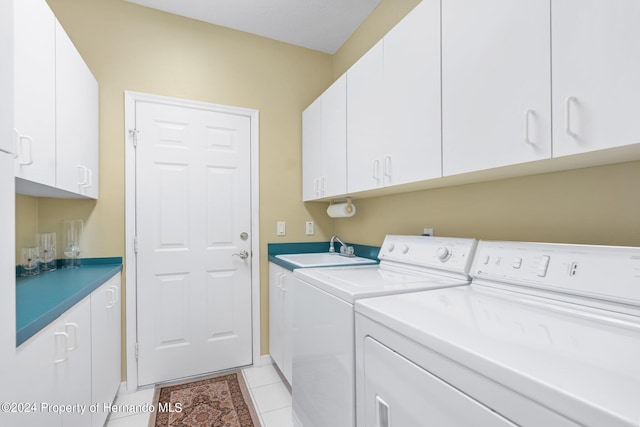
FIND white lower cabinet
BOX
[90,274,121,427]
[269,262,293,384]
[15,297,92,427]
[14,273,121,427]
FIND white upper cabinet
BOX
[13,0,56,186]
[13,0,99,199]
[55,22,99,199]
[442,0,551,176]
[347,40,384,193]
[348,0,441,194]
[301,0,640,202]
[382,0,442,187]
[302,96,322,201]
[302,75,347,201]
[552,0,640,157]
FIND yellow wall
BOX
[333,162,640,246]
[16,0,640,383]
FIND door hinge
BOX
[135,342,139,360]
[134,236,138,253]
[129,129,139,147]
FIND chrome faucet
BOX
[329,235,355,257]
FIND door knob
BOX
[233,250,249,260]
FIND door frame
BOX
[123,91,260,391]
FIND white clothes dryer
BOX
[355,241,640,427]
[290,235,478,427]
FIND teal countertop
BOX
[16,258,123,346]
[268,242,380,271]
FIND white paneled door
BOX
[135,100,253,386]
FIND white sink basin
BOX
[275,252,377,268]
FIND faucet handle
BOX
[340,245,355,257]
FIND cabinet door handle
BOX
[314,178,320,196]
[376,395,390,427]
[12,129,20,159]
[383,156,392,177]
[105,288,116,309]
[65,323,79,351]
[524,109,535,145]
[84,168,93,188]
[17,134,34,165]
[373,159,380,181]
[320,176,325,196]
[77,165,89,186]
[110,285,119,305]
[54,332,69,363]
[565,96,577,137]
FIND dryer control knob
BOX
[401,245,409,254]
[437,247,451,261]
[387,244,395,252]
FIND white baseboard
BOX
[259,354,273,366]
[118,381,127,395]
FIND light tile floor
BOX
[104,364,292,427]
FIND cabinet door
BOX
[91,274,121,427]
[14,297,91,427]
[347,40,384,193]
[13,0,56,185]
[552,0,640,157]
[56,298,92,427]
[302,97,323,201]
[280,270,293,384]
[15,325,62,427]
[0,0,14,155]
[383,0,442,186]
[302,76,347,201]
[320,75,347,198]
[0,1,16,415]
[55,21,99,199]
[442,0,551,176]
[269,263,284,373]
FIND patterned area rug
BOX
[149,371,260,427]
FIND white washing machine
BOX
[355,241,640,427]
[290,235,478,427]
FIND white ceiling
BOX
[124,0,382,54]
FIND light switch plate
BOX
[277,221,286,236]
[305,221,315,235]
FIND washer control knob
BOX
[401,245,409,254]
[437,247,451,261]
[387,244,395,252]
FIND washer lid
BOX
[356,286,640,427]
[294,264,470,303]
